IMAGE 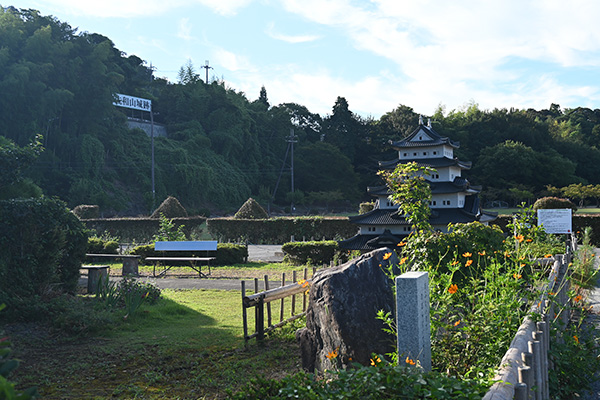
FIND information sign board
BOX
[113,93,151,112]
[537,209,572,234]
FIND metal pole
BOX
[290,129,295,214]
[150,109,155,210]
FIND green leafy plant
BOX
[153,213,187,242]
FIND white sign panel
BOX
[113,93,151,112]
[537,209,572,234]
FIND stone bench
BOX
[81,265,110,294]
[86,254,140,276]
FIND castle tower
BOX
[339,117,497,251]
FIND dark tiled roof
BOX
[367,186,391,196]
[338,231,406,251]
[348,208,408,225]
[390,125,460,149]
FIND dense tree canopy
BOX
[2,7,600,215]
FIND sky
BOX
[5,0,600,118]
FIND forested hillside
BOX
[2,7,600,216]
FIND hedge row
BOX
[281,240,349,266]
[81,216,207,243]
[207,217,357,244]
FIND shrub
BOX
[402,222,506,278]
[234,198,269,219]
[150,196,188,218]
[87,236,119,254]
[0,197,88,318]
[282,240,339,265]
[230,363,489,399]
[216,243,248,265]
[72,204,100,219]
[534,197,577,211]
[359,202,375,214]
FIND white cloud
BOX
[177,18,194,41]
[214,48,255,72]
[265,22,320,44]
[193,0,254,16]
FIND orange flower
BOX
[326,348,339,360]
[370,356,382,366]
[544,254,553,258]
[462,252,472,258]
[573,335,579,345]
[383,252,392,260]
[454,320,461,327]
[526,239,533,242]
[451,260,460,266]
[405,357,416,366]
[399,257,408,265]
[504,251,511,258]
[465,259,473,267]
[515,234,525,243]
[513,273,522,280]
[298,279,309,288]
[397,241,406,247]
[478,251,486,256]
[448,284,458,294]
[574,295,583,303]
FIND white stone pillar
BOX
[396,271,431,371]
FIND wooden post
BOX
[529,340,542,400]
[291,271,297,316]
[514,382,528,400]
[280,273,286,323]
[242,281,248,343]
[533,330,548,400]
[518,365,532,400]
[257,297,265,340]
[303,268,308,312]
[265,275,272,328]
[254,278,262,340]
[522,352,534,400]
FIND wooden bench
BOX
[86,254,141,276]
[146,241,217,278]
[81,265,110,294]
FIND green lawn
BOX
[10,289,303,399]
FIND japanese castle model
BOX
[339,116,497,251]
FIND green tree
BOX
[378,161,435,232]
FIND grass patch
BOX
[8,289,303,399]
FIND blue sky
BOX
[6,0,600,118]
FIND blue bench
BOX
[146,240,217,278]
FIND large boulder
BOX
[296,247,399,373]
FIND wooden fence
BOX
[242,268,315,342]
[483,238,577,400]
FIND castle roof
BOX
[390,124,459,149]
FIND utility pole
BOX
[201,60,213,84]
[288,129,298,214]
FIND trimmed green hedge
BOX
[81,216,206,243]
[282,240,344,265]
[0,197,87,318]
[131,243,248,265]
[207,217,357,244]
